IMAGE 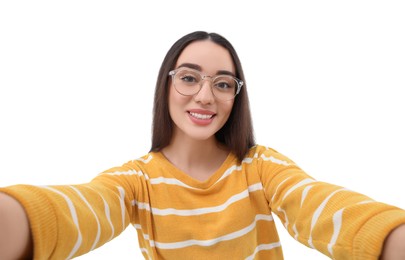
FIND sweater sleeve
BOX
[0,160,145,260]
[257,146,405,259]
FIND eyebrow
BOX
[177,63,236,77]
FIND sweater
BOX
[2,145,405,259]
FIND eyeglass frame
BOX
[168,67,244,101]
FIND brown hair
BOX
[150,31,255,161]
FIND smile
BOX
[188,112,214,120]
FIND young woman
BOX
[1,31,405,260]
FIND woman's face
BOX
[168,40,235,142]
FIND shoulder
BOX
[246,145,297,166]
[99,152,155,175]
[124,152,158,169]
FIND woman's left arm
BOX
[380,224,405,260]
[255,145,405,259]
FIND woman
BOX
[1,31,404,259]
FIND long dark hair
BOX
[150,31,255,161]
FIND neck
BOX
[161,129,230,180]
[164,134,226,164]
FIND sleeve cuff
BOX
[353,208,405,259]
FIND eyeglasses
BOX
[168,67,243,101]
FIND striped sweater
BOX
[2,145,405,259]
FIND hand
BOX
[380,224,405,260]
[0,193,33,259]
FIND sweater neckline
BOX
[153,151,237,189]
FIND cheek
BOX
[170,88,183,105]
[168,85,188,115]
[221,101,234,117]
[168,87,177,118]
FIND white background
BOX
[1,1,404,259]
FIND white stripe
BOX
[117,186,126,231]
[293,185,315,242]
[271,176,292,204]
[150,158,255,190]
[150,169,233,190]
[248,183,263,192]
[100,195,115,241]
[293,224,299,240]
[301,185,314,207]
[141,232,156,247]
[41,186,82,259]
[261,154,290,166]
[105,155,256,190]
[214,164,243,185]
[140,247,152,260]
[86,186,115,242]
[358,200,374,205]
[137,154,153,164]
[133,224,142,230]
[327,200,376,256]
[328,208,344,256]
[69,186,101,251]
[213,157,255,185]
[308,188,346,248]
[132,200,151,211]
[103,169,147,178]
[152,214,274,250]
[277,207,289,229]
[245,242,282,260]
[131,183,263,216]
[102,198,115,241]
[282,178,316,201]
[242,157,254,164]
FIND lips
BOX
[187,109,216,125]
[189,112,214,119]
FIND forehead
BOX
[176,40,235,74]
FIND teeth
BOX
[189,112,213,120]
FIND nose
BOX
[194,80,215,104]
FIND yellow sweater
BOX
[2,145,405,259]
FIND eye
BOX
[215,82,230,89]
[180,74,198,83]
[214,76,236,91]
[176,69,201,85]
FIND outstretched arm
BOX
[0,193,32,259]
[0,158,145,259]
[380,224,405,260]
[256,146,405,259]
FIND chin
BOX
[187,132,216,141]
[174,123,224,142]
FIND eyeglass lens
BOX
[173,69,238,101]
